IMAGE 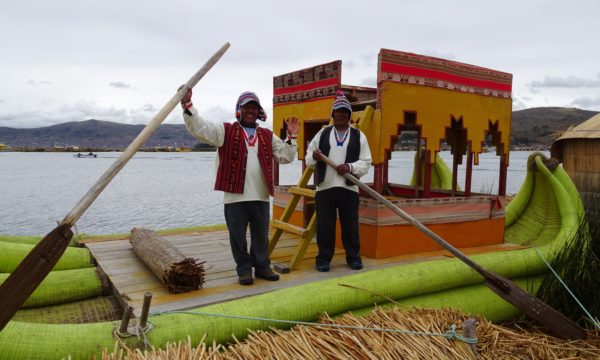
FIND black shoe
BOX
[255,269,280,281]
[348,261,363,270]
[316,264,330,272]
[238,273,254,285]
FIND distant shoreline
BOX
[0,147,216,153]
[0,146,545,152]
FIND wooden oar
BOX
[319,154,586,340]
[0,42,230,330]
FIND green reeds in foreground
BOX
[537,197,600,328]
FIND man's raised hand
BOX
[178,85,193,109]
[285,116,300,138]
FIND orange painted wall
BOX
[340,218,505,258]
[272,205,305,228]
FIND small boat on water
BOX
[75,152,97,158]
[0,49,589,359]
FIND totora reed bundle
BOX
[102,307,600,359]
[129,228,205,293]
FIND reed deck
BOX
[83,228,526,316]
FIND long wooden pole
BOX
[319,154,585,340]
[0,43,230,331]
[63,42,230,226]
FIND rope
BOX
[113,321,155,349]
[534,247,600,330]
[152,310,478,344]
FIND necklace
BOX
[334,128,349,147]
[242,126,257,146]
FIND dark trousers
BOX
[315,187,361,266]
[224,201,271,276]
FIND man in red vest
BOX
[180,87,299,285]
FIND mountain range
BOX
[0,107,598,151]
[0,120,205,151]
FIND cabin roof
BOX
[555,113,600,141]
[551,113,600,161]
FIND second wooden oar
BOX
[319,154,586,340]
[0,42,230,331]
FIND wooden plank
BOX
[90,229,528,318]
[272,220,305,236]
[289,186,316,198]
[85,240,131,252]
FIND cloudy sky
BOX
[1,0,599,129]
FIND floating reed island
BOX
[100,307,600,360]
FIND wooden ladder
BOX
[269,166,317,271]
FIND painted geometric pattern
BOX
[378,49,513,98]
[359,195,505,226]
[273,60,341,106]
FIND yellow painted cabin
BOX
[270,49,513,262]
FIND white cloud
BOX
[0,100,185,128]
[26,79,52,86]
[512,97,527,111]
[2,0,600,126]
[571,95,600,109]
[140,104,156,112]
[201,106,232,125]
[360,77,377,87]
[529,75,600,89]
[108,81,132,89]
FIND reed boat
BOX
[0,50,585,359]
[0,152,583,359]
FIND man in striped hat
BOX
[180,87,299,285]
[306,91,372,272]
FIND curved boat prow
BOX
[409,152,454,190]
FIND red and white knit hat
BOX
[236,91,267,121]
[331,90,352,118]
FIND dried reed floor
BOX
[102,307,600,359]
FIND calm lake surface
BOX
[0,151,546,236]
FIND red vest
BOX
[214,122,274,196]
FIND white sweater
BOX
[305,126,372,192]
[183,107,297,204]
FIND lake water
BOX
[0,151,545,236]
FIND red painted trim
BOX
[273,95,337,108]
[424,150,432,198]
[383,156,389,186]
[374,164,383,194]
[465,151,473,197]
[452,154,458,196]
[274,77,340,96]
[380,49,511,76]
[381,62,512,92]
[499,153,507,196]
[387,184,455,198]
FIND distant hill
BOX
[511,107,599,149]
[1,107,598,150]
[0,119,212,150]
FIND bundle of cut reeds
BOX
[102,307,600,359]
[129,228,205,293]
